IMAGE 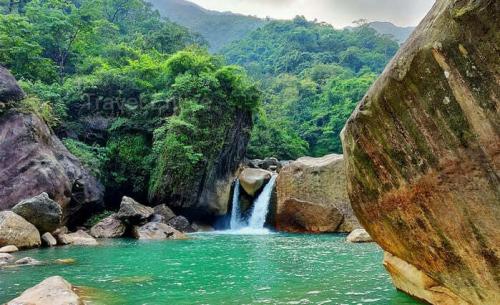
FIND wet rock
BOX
[57,230,98,246]
[0,253,15,264]
[41,232,57,247]
[15,257,42,265]
[90,214,126,238]
[132,222,187,240]
[239,168,272,197]
[0,245,19,253]
[346,229,373,243]
[12,192,62,233]
[153,204,176,222]
[276,154,360,233]
[167,216,196,233]
[117,196,154,225]
[6,276,82,305]
[0,211,41,249]
[55,258,76,265]
[341,0,499,303]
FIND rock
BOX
[55,258,76,265]
[239,168,272,197]
[346,229,373,243]
[53,226,69,236]
[15,257,42,265]
[90,215,126,238]
[192,222,214,232]
[132,222,187,240]
[0,253,15,264]
[117,196,154,225]
[276,154,360,233]
[6,276,82,305]
[12,192,62,233]
[383,252,469,305]
[153,204,176,222]
[0,111,104,226]
[340,1,499,304]
[150,110,252,218]
[0,245,19,253]
[57,230,98,246]
[259,157,282,171]
[0,65,25,103]
[167,216,196,233]
[0,211,41,249]
[41,232,57,247]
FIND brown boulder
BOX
[117,196,154,225]
[0,211,41,249]
[0,112,104,225]
[57,230,98,246]
[132,222,187,240]
[276,154,360,233]
[12,192,62,233]
[7,276,82,305]
[239,168,272,197]
[341,0,499,304]
[90,215,126,238]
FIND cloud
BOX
[190,0,435,27]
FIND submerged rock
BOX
[90,214,126,238]
[276,154,360,233]
[57,230,98,246]
[341,0,499,303]
[6,276,82,305]
[0,245,19,253]
[0,211,41,249]
[41,232,57,247]
[12,192,62,233]
[132,222,187,240]
[0,253,15,264]
[117,196,154,225]
[0,111,104,226]
[346,229,373,243]
[239,168,272,197]
[15,257,42,265]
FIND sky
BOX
[189,0,435,28]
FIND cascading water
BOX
[227,174,277,234]
[229,179,243,229]
[247,174,277,229]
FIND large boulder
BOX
[12,192,62,233]
[276,154,360,233]
[346,229,373,243]
[167,215,196,233]
[117,196,154,225]
[0,211,41,249]
[57,230,98,246]
[132,222,187,240]
[0,112,104,226]
[153,204,176,222]
[239,168,272,197]
[41,232,57,247]
[6,276,82,305]
[90,214,126,238]
[341,1,499,304]
[0,65,25,104]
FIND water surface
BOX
[0,233,422,305]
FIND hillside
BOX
[367,21,415,43]
[147,0,267,51]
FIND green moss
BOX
[63,139,109,179]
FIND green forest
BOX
[0,0,399,199]
[222,16,399,159]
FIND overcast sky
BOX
[189,0,435,28]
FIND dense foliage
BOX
[1,0,260,205]
[223,17,399,159]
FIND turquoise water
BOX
[0,233,422,304]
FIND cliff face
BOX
[341,0,499,304]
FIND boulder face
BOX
[132,222,187,240]
[0,111,104,226]
[6,276,82,305]
[239,168,272,197]
[0,211,41,249]
[0,65,25,103]
[90,214,126,238]
[341,1,499,304]
[117,196,154,225]
[276,154,360,233]
[12,192,62,233]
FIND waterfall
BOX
[229,179,243,229]
[247,174,277,229]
